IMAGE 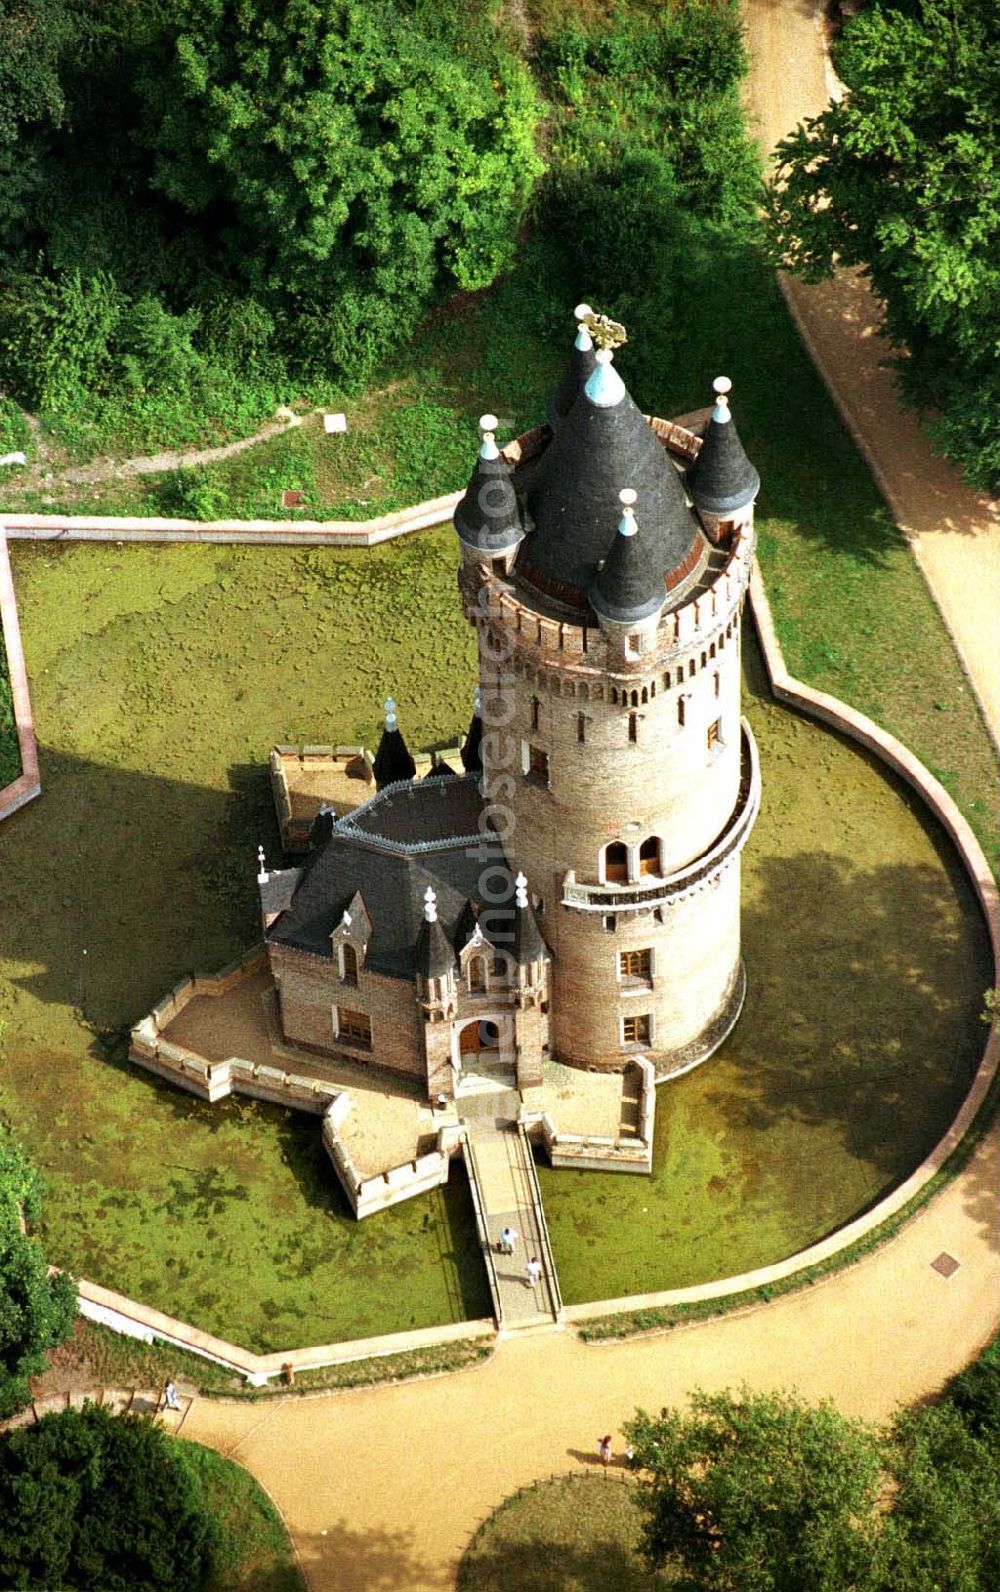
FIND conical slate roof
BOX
[414,888,456,979]
[372,719,416,789]
[686,378,759,516]
[590,491,666,625]
[453,898,481,954]
[460,703,482,774]
[546,312,598,429]
[516,352,700,608]
[454,418,523,553]
[511,874,546,965]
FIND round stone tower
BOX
[454,312,761,1076]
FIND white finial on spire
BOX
[478,413,499,461]
[257,845,268,884]
[585,347,626,408]
[473,687,481,717]
[515,871,529,909]
[711,376,732,424]
[574,302,593,321]
[384,696,397,730]
[617,487,638,537]
[342,909,352,928]
[423,886,438,923]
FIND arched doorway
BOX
[459,1019,501,1058]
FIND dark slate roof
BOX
[454,438,523,553]
[345,775,482,845]
[515,356,701,607]
[511,898,546,964]
[372,725,416,788]
[686,389,760,515]
[589,497,666,625]
[260,867,302,917]
[546,329,598,429]
[309,806,336,848]
[453,898,480,953]
[423,758,457,780]
[414,909,457,978]
[460,709,482,774]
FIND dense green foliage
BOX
[0,0,757,463]
[0,0,541,450]
[0,1134,75,1418]
[0,1405,215,1590]
[626,1374,1000,1590]
[767,0,1000,488]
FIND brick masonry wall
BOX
[269,943,426,1083]
[470,512,755,1074]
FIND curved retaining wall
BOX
[562,563,1000,1323]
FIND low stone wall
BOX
[75,1274,494,1385]
[2,491,462,547]
[321,1100,463,1219]
[0,530,40,822]
[131,955,467,1220]
[523,1058,656,1175]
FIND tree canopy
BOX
[0,1404,216,1590]
[626,1378,1000,1591]
[625,1388,881,1591]
[766,0,1000,488]
[0,1134,76,1420]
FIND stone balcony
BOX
[561,719,760,915]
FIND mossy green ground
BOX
[0,530,991,1349]
[459,1474,668,1592]
[538,635,991,1304]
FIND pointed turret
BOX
[546,303,599,429]
[590,489,667,626]
[511,872,545,965]
[516,348,701,608]
[372,698,416,790]
[414,886,456,979]
[460,689,483,774]
[686,377,760,517]
[453,898,481,955]
[454,415,524,556]
[423,756,457,780]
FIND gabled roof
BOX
[686,379,760,515]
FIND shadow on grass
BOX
[296,1520,449,1592]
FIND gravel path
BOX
[168,9,1000,1588]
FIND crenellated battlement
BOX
[466,518,753,698]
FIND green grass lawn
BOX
[185,1440,304,1592]
[459,1474,669,1592]
[0,624,20,785]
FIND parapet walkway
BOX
[461,1091,562,1332]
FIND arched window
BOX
[468,956,486,992]
[605,842,628,883]
[639,836,660,876]
[341,944,359,986]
